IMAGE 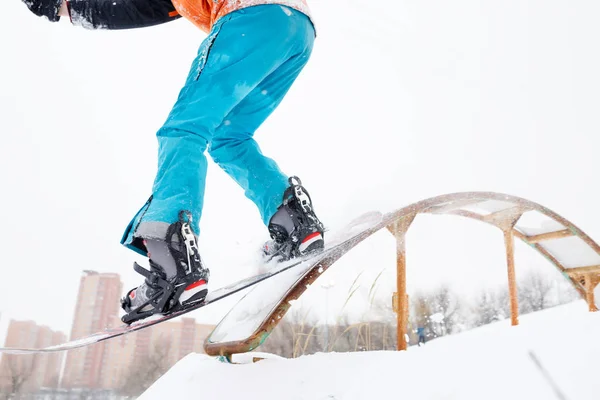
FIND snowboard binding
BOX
[121,211,209,325]
[265,176,325,261]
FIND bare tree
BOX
[433,285,466,334]
[519,270,555,314]
[471,287,510,327]
[0,354,37,400]
[410,285,465,340]
[262,272,581,356]
[470,271,579,328]
[261,303,398,356]
[260,306,319,358]
[555,279,581,305]
[119,338,172,397]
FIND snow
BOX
[537,236,600,269]
[429,312,444,323]
[141,300,600,400]
[326,211,383,247]
[69,9,104,30]
[515,211,567,236]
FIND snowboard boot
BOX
[121,211,209,324]
[264,176,325,261]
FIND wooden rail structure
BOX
[205,192,600,356]
[387,192,600,350]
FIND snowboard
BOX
[0,211,384,355]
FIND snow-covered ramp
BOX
[141,301,600,400]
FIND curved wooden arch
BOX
[400,192,599,301]
[204,192,600,357]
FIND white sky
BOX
[1,0,599,339]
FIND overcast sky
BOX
[1,0,599,340]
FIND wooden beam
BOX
[583,274,600,312]
[565,265,600,276]
[504,230,520,326]
[526,229,573,244]
[482,206,527,230]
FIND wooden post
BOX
[404,294,410,345]
[397,231,408,351]
[584,274,599,312]
[504,230,519,326]
[388,215,415,351]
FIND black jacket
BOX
[67,0,180,29]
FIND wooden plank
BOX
[504,230,520,326]
[526,229,573,243]
[565,265,600,276]
[482,206,527,230]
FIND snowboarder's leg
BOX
[208,45,314,227]
[121,5,314,255]
[208,13,324,260]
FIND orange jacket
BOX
[171,0,311,32]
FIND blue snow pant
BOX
[121,5,315,255]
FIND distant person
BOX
[21,0,325,324]
[417,326,426,346]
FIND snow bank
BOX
[141,300,600,400]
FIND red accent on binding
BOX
[302,232,322,243]
[129,290,136,299]
[142,240,152,258]
[185,280,206,291]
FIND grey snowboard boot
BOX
[121,211,209,324]
[264,176,325,261]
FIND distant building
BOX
[62,270,214,391]
[61,271,123,389]
[102,317,214,390]
[0,320,66,395]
